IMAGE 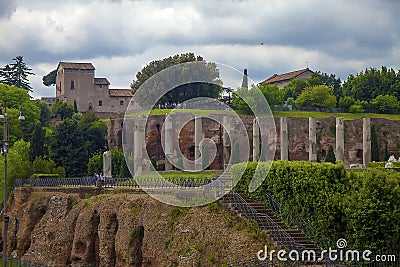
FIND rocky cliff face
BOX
[1,188,266,267]
[108,115,400,166]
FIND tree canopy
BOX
[42,69,57,86]
[294,85,336,108]
[131,53,223,106]
[0,55,34,92]
[0,83,41,142]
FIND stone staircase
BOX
[221,187,338,266]
[237,193,320,253]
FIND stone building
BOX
[260,68,314,89]
[53,62,132,115]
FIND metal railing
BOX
[265,192,331,249]
[14,176,218,189]
[223,191,305,252]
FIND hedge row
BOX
[231,161,400,251]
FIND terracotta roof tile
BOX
[261,68,313,84]
[58,62,95,70]
[109,89,133,97]
[94,78,110,85]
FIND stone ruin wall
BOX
[107,115,400,168]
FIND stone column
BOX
[222,115,231,169]
[194,117,202,171]
[164,116,173,171]
[335,118,345,162]
[309,117,317,162]
[133,118,145,173]
[103,151,112,178]
[363,118,371,166]
[280,117,288,160]
[253,117,260,162]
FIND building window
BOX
[70,80,75,89]
[99,84,103,88]
[99,100,103,106]
[120,100,124,105]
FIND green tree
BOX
[78,111,107,156]
[32,156,66,177]
[307,72,342,105]
[325,145,336,163]
[50,118,87,177]
[0,84,41,142]
[283,78,307,100]
[294,85,336,108]
[34,100,51,125]
[259,83,284,109]
[29,123,47,162]
[51,100,74,119]
[370,94,400,113]
[371,124,380,162]
[0,140,32,192]
[342,67,400,102]
[42,69,57,86]
[0,55,34,92]
[131,53,223,106]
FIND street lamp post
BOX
[1,101,25,267]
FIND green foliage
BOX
[87,152,103,176]
[29,123,47,162]
[259,83,285,108]
[87,149,131,178]
[0,140,32,190]
[283,78,307,100]
[32,156,66,177]
[342,66,400,102]
[131,53,223,106]
[34,100,51,125]
[78,111,107,156]
[231,161,400,251]
[338,96,355,108]
[306,72,342,106]
[370,94,400,113]
[150,156,157,170]
[73,100,78,113]
[0,55,34,92]
[325,145,336,163]
[51,100,74,119]
[348,104,364,113]
[232,86,270,114]
[50,118,87,177]
[0,84,41,142]
[371,124,380,162]
[295,85,336,108]
[384,142,389,161]
[42,69,57,86]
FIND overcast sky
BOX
[1,0,399,99]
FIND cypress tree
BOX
[371,124,380,161]
[325,145,336,163]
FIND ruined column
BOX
[336,118,345,162]
[133,118,145,173]
[164,115,173,171]
[253,117,260,162]
[222,115,231,169]
[103,151,112,178]
[363,118,371,167]
[194,117,202,171]
[309,117,317,162]
[280,117,288,160]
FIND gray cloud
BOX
[1,0,400,98]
